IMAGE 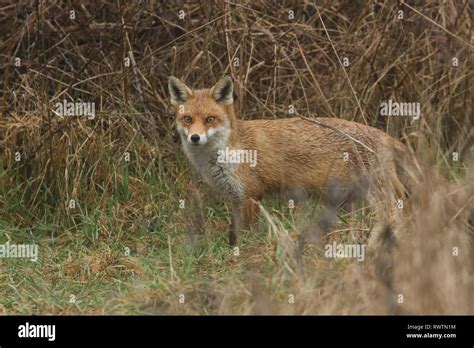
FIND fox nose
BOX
[190,134,200,143]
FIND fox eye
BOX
[183,116,192,123]
[206,116,216,124]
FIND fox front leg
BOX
[240,198,261,230]
[229,199,261,246]
[229,204,240,246]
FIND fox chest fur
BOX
[180,132,244,202]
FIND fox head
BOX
[168,76,234,147]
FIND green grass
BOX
[1,141,471,315]
[0,163,332,314]
[0,157,264,313]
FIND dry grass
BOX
[0,0,473,314]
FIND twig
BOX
[297,114,376,154]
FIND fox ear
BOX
[210,76,233,105]
[168,76,193,106]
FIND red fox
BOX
[168,76,407,246]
